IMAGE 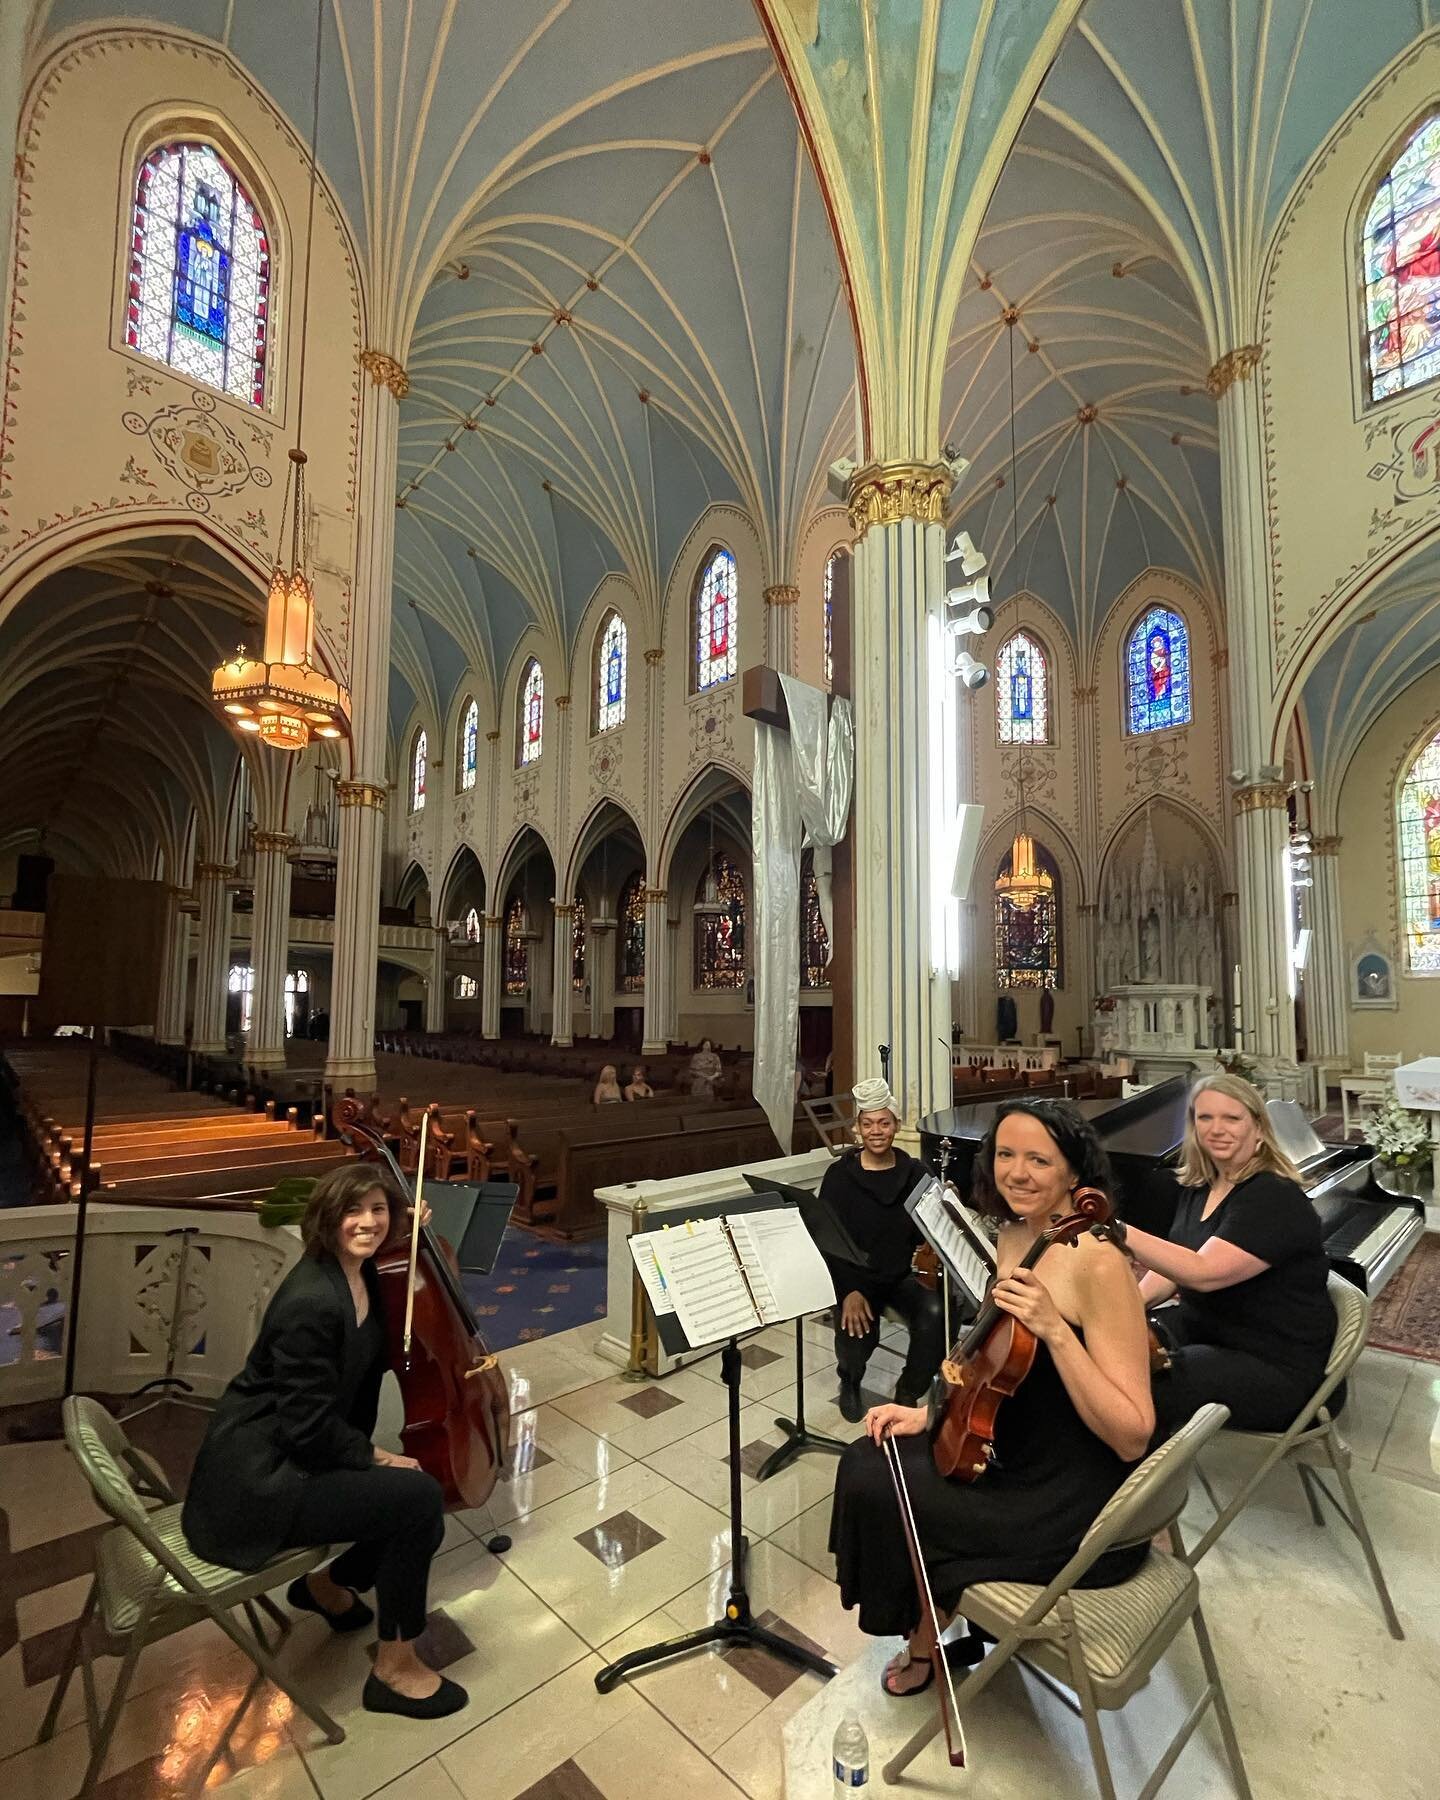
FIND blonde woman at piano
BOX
[1123,1073,1339,1439]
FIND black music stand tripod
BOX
[594,1333,836,1694]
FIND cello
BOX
[332,1095,511,1513]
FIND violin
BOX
[332,1096,510,1511]
[931,1185,1116,1482]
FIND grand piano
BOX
[918,1076,1425,1295]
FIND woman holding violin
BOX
[828,1099,1154,1697]
[182,1162,467,1720]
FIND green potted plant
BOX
[258,1174,317,1230]
[1368,1093,1429,1195]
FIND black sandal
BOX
[881,1651,935,1698]
[287,1575,374,1633]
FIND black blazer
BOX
[182,1252,387,1571]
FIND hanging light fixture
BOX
[999,308,1052,914]
[694,802,727,917]
[211,0,349,752]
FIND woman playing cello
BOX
[828,1099,1154,1695]
[182,1162,468,1719]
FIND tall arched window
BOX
[994,841,1062,989]
[283,968,309,1038]
[618,873,646,991]
[595,611,627,732]
[458,698,478,791]
[694,852,746,988]
[126,142,271,407]
[517,659,544,766]
[504,897,529,995]
[572,896,588,990]
[411,730,428,811]
[228,963,254,1034]
[996,630,1050,744]
[1125,606,1191,735]
[693,548,737,692]
[463,906,481,944]
[1399,723,1440,972]
[800,853,830,989]
[823,551,845,690]
[1362,114,1440,404]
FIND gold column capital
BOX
[1205,344,1263,397]
[485,728,501,743]
[763,583,800,607]
[484,913,504,929]
[336,779,388,811]
[251,830,296,854]
[641,887,668,904]
[1072,684,1098,704]
[554,693,572,710]
[193,860,234,880]
[846,460,953,538]
[360,349,410,398]
[553,901,576,917]
[1312,835,1343,856]
[644,646,664,666]
[1232,782,1288,814]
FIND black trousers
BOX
[834,1273,946,1401]
[1150,1312,1341,1442]
[281,1465,445,1641]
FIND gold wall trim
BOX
[846,461,953,538]
[763,583,800,606]
[641,887,668,904]
[336,779,388,811]
[1206,344,1263,397]
[193,861,233,880]
[359,349,410,398]
[1232,782,1287,814]
[252,830,296,854]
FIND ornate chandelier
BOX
[995,830,1053,912]
[210,0,346,753]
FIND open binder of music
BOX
[628,1208,835,1353]
[905,1173,997,1313]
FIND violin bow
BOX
[402,1109,429,1356]
[883,1433,967,1768]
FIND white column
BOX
[1307,836,1348,1064]
[763,583,798,676]
[156,890,191,1045]
[525,921,549,1035]
[481,914,503,1039]
[247,831,294,1071]
[327,353,403,1086]
[848,464,954,1132]
[426,927,447,1033]
[588,920,617,1040]
[641,886,671,1054]
[191,862,234,1054]
[551,904,575,1046]
[1232,786,1295,1062]
[666,916,683,1040]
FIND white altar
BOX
[1094,983,1213,1085]
[1393,1057,1440,1224]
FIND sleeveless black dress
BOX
[829,1331,1147,1637]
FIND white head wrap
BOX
[852,1077,900,1120]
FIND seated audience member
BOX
[818,1078,945,1422]
[593,1064,624,1105]
[623,1064,654,1101]
[688,1038,722,1098]
[1122,1073,1339,1437]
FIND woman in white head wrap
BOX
[813,1077,944,1424]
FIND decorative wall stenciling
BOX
[122,390,272,506]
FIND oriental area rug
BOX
[1367,1233,1440,1366]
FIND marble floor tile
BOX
[548,1368,730,1459]
[1374,1359,1440,1491]
[1338,1345,1413,1467]
[682,1326,832,1402]
[459,1405,631,1534]
[642,1405,844,1538]
[764,1495,836,1582]
[0,1441,100,1552]
[372,1760,467,1800]
[568,1704,749,1799]
[440,1654,641,1800]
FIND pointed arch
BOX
[1359,112,1440,406]
[516,657,544,767]
[994,838,1063,990]
[456,695,479,791]
[593,609,628,733]
[692,545,738,693]
[410,728,428,811]
[1397,716,1440,973]
[617,871,646,991]
[1124,605,1192,736]
[995,629,1052,745]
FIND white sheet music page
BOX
[909,1176,995,1310]
[649,1222,758,1346]
[629,1234,677,1317]
[726,1208,835,1325]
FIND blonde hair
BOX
[1174,1072,1303,1189]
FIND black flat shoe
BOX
[287,1576,374,1633]
[944,1631,987,1669]
[362,1671,468,1719]
[838,1376,865,1423]
[881,1653,935,1698]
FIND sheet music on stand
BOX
[905,1174,996,1312]
[629,1209,834,1353]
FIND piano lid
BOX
[1266,1098,1329,1170]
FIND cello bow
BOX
[883,1433,967,1768]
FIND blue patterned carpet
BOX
[461,1226,608,1349]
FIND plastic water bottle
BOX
[832,1715,869,1794]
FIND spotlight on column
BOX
[946,595,993,636]
[954,650,989,691]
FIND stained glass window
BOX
[463,906,481,944]
[1363,115,1440,404]
[994,843,1062,989]
[228,962,254,1034]
[800,854,830,989]
[996,631,1050,744]
[595,612,627,732]
[458,698,478,791]
[504,897,529,995]
[411,730,427,810]
[454,973,478,999]
[1399,724,1440,971]
[618,874,646,991]
[1125,606,1191,735]
[694,852,746,988]
[517,659,544,766]
[126,142,270,407]
[694,548,737,692]
[572,897,588,990]
[283,968,309,1038]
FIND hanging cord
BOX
[1006,311,1028,841]
[283,0,325,575]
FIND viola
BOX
[332,1096,510,1510]
[931,1186,1115,1482]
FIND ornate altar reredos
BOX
[1097,810,1222,1006]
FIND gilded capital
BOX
[763,583,800,607]
[1205,344,1263,398]
[252,830,296,854]
[193,861,233,881]
[484,913,504,929]
[336,779,388,811]
[553,901,576,917]
[359,349,410,399]
[644,646,664,666]
[641,886,668,904]
[1232,782,1288,814]
[846,461,953,539]
[554,693,572,710]
[485,728,501,743]
[1312,835,1343,856]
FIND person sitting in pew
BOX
[593,1064,624,1105]
[623,1065,654,1101]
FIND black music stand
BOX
[594,1209,836,1695]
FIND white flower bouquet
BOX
[1368,1093,1430,1167]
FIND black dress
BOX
[1151,1170,1336,1436]
[829,1330,1146,1637]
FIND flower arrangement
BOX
[1215,1047,1259,1085]
[1368,1093,1430,1167]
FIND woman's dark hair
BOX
[968,1098,1115,1223]
[302,1160,406,1259]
